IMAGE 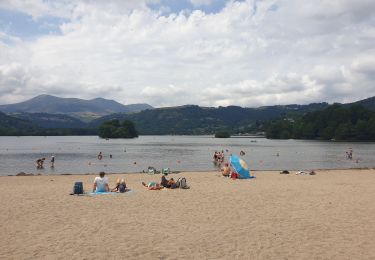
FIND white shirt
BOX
[94,176,108,192]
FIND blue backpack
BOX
[73,182,84,194]
[118,183,126,193]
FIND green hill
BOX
[350,96,375,111]
[0,111,96,136]
[1,95,374,136]
[266,104,375,140]
[90,103,329,135]
[10,112,87,128]
[0,111,38,135]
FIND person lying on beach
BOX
[221,163,231,177]
[142,181,163,190]
[93,171,109,192]
[111,178,128,193]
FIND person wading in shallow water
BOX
[36,158,45,169]
[50,155,55,168]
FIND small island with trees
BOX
[98,119,138,138]
[215,130,231,138]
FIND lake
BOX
[0,136,375,176]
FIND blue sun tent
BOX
[229,155,254,179]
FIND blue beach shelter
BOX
[229,154,253,179]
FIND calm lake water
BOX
[0,136,375,176]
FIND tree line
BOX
[98,119,138,138]
[266,104,375,141]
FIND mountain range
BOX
[0,94,153,121]
[0,95,374,135]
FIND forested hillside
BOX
[90,103,329,135]
[266,104,375,140]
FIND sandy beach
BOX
[1,169,375,259]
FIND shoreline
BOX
[4,166,375,177]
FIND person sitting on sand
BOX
[169,178,177,188]
[111,179,121,192]
[161,174,170,188]
[221,163,231,177]
[160,173,177,189]
[111,178,128,192]
[142,181,163,190]
[93,171,109,192]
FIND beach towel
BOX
[245,176,256,179]
[88,189,133,195]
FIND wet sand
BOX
[1,169,375,259]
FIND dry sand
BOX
[1,169,375,260]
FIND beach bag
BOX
[175,178,181,188]
[148,166,156,174]
[118,183,126,193]
[162,168,170,175]
[73,182,84,194]
[179,177,189,189]
[230,172,239,180]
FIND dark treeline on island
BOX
[266,104,375,141]
[215,130,231,138]
[98,119,138,138]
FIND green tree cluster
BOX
[215,130,231,138]
[98,119,138,138]
[266,104,375,141]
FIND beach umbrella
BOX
[229,154,252,179]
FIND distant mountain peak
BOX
[0,95,154,121]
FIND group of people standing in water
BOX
[35,155,54,169]
[213,151,225,163]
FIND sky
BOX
[0,0,374,108]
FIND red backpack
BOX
[230,172,239,180]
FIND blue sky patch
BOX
[148,0,230,15]
[0,8,66,40]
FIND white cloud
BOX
[0,0,374,107]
